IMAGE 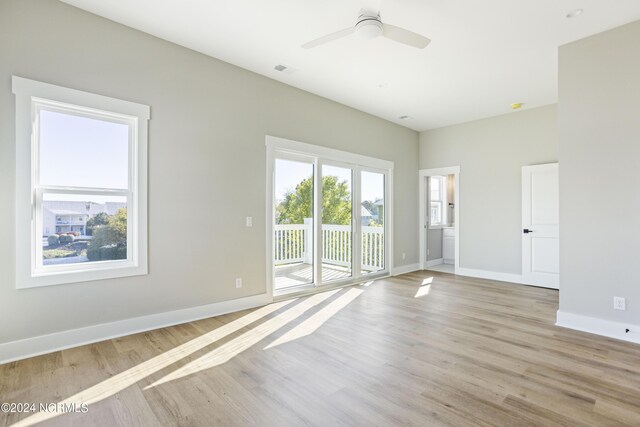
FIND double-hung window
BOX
[429,175,447,227]
[13,77,149,288]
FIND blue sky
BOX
[40,110,128,189]
[40,110,129,204]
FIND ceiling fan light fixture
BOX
[355,16,383,40]
[566,8,584,18]
[302,10,429,50]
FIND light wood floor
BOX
[2,271,640,426]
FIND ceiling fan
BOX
[302,9,430,50]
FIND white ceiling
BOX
[61,0,640,131]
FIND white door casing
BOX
[522,163,559,289]
[418,166,460,272]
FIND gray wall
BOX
[558,20,640,323]
[427,229,443,261]
[0,0,418,344]
[420,105,557,274]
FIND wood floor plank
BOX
[2,270,640,426]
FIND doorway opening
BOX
[419,167,460,274]
[521,163,559,288]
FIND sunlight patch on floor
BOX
[10,299,295,427]
[145,289,341,389]
[264,287,364,350]
[414,277,433,298]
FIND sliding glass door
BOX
[269,139,391,295]
[320,164,353,283]
[361,170,385,275]
[273,157,315,291]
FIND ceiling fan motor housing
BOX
[355,14,383,39]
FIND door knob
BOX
[523,229,533,234]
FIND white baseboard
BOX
[392,263,420,276]
[556,311,640,345]
[0,293,271,365]
[456,267,524,284]
[425,258,444,267]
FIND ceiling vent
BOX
[274,64,288,72]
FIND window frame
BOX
[429,175,447,228]
[12,76,149,289]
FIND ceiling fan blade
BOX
[382,24,430,49]
[302,27,354,49]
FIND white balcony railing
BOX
[322,224,352,268]
[274,222,385,272]
[274,224,306,265]
[361,226,384,271]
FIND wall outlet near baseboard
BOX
[235,278,242,289]
[402,253,406,260]
[613,296,626,311]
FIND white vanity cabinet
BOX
[443,227,455,264]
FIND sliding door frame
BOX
[266,135,394,298]
[272,152,318,290]
[318,159,356,285]
[360,165,389,277]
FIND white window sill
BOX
[18,263,148,289]
[429,224,455,230]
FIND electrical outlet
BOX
[427,249,430,256]
[613,296,626,311]
[246,217,253,227]
[235,278,242,289]
[402,253,406,260]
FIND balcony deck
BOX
[274,262,378,290]
[274,224,384,291]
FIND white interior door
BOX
[522,163,559,289]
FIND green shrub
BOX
[47,234,60,246]
[43,248,75,259]
[87,244,126,261]
[86,212,110,236]
[59,234,75,244]
[87,208,127,261]
[86,246,99,261]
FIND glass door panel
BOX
[361,171,385,275]
[273,158,314,290]
[321,165,353,282]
